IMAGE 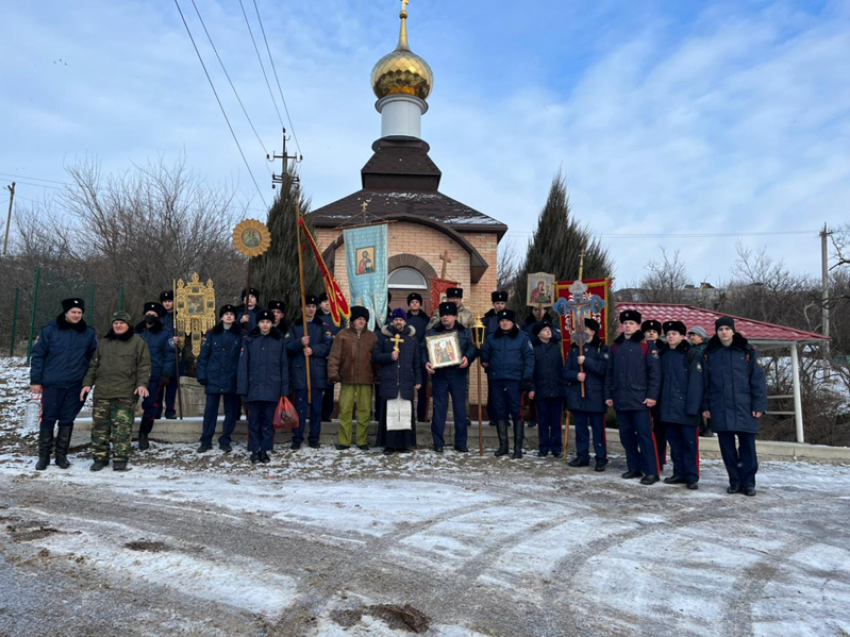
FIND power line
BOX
[252,0,302,157]
[504,229,826,239]
[3,180,63,191]
[172,0,268,207]
[0,172,70,186]
[238,0,285,129]
[187,0,271,164]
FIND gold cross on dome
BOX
[390,332,404,352]
[361,201,368,213]
[401,0,410,14]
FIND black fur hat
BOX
[641,319,662,334]
[256,309,274,323]
[241,287,261,301]
[584,318,601,333]
[715,316,736,333]
[531,320,552,337]
[303,294,319,307]
[267,300,286,313]
[61,297,85,313]
[350,306,370,322]
[407,293,423,305]
[317,292,328,304]
[619,309,642,324]
[219,304,238,318]
[439,302,458,317]
[143,302,166,318]
[491,290,508,303]
[663,320,687,335]
[159,290,173,303]
[446,287,463,299]
[497,309,517,323]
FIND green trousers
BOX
[91,398,135,462]
[338,384,372,447]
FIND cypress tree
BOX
[251,172,323,316]
[511,174,613,321]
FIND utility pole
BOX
[268,128,302,193]
[3,182,15,256]
[821,222,832,339]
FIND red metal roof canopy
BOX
[615,303,829,344]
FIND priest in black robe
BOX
[374,309,422,454]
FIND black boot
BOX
[54,426,73,469]
[512,419,524,459]
[138,417,153,450]
[494,421,509,457]
[35,427,54,471]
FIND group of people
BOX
[29,285,768,495]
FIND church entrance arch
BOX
[387,254,437,314]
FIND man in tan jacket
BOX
[327,306,378,450]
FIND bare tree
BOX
[639,248,690,303]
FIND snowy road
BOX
[1,445,849,637]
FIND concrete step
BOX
[67,418,850,463]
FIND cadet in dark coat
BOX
[237,310,289,464]
[529,320,564,458]
[605,310,662,485]
[374,309,422,453]
[564,318,610,470]
[30,298,98,470]
[286,295,334,450]
[238,287,263,334]
[642,318,668,470]
[424,302,477,453]
[481,291,508,428]
[405,293,430,423]
[481,309,535,458]
[157,290,180,420]
[196,304,242,453]
[702,317,767,496]
[687,325,712,437]
[659,321,704,489]
[316,294,342,422]
[136,302,177,451]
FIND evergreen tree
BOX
[251,172,323,317]
[511,174,613,322]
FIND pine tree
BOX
[511,174,613,320]
[250,172,323,317]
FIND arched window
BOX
[388,267,427,289]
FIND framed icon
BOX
[426,331,462,369]
[527,271,556,307]
[356,246,376,275]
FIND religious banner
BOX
[299,216,350,326]
[430,277,459,312]
[174,273,217,357]
[344,223,388,331]
[554,278,611,358]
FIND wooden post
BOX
[173,278,184,420]
[295,189,312,401]
[3,182,15,256]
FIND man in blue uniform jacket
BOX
[481,309,535,458]
[564,318,609,471]
[605,309,662,485]
[286,294,334,450]
[481,291,508,428]
[30,297,98,470]
[658,320,704,489]
[423,302,477,453]
[157,290,181,420]
[238,287,263,334]
[405,293,430,423]
[317,294,342,422]
[702,317,767,496]
[136,301,177,451]
[529,319,564,458]
[238,309,289,464]
[196,304,242,454]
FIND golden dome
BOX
[371,4,433,101]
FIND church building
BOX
[309,2,507,318]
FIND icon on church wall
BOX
[527,272,555,307]
[356,247,376,275]
[426,331,462,369]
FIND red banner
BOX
[556,278,611,358]
[299,216,350,326]
[431,278,459,313]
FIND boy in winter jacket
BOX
[702,317,767,496]
[30,297,98,470]
[658,321,703,489]
[81,311,151,472]
[529,320,564,458]
[564,318,610,470]
[196,304,242,453]
[135,301,177,451]
[237,310,289,464]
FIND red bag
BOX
[273,396,299,431]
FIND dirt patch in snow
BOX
[332,604,431,633]
[125,540,169,552]
[8,525,62,542]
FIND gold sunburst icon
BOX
[233,219,271,258]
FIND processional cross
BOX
[390,332,404,352]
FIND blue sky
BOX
[1,0,849,285]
